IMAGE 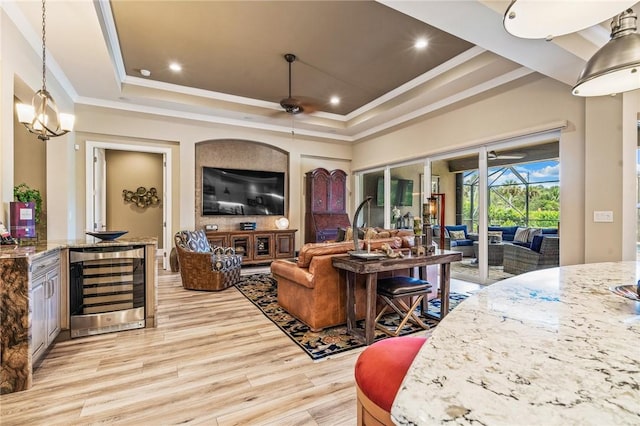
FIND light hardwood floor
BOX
[1,267,479,425]
[1,269,363,425]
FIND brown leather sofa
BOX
[271,233,412,331]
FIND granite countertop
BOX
[391,261,640,425]
[0,237,157,260]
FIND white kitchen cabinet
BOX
[30,249,61,363]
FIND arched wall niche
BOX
[195,139,289,231]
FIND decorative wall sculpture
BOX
[123,187,161,208]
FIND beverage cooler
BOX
[69,245,145,338]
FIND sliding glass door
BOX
[356,139,560,286]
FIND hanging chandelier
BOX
[15,0,74,141]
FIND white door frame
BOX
[85,141,173,270]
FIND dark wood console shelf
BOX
[205,229,297,265]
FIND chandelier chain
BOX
[41,0,46,91]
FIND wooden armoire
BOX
[304,168,350,243]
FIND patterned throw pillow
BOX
[449,230,466,241]
[487,230,502,243]
[527,228,542,242]
[514,227,530,243]
[345,227,353,241]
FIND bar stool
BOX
[375,276,432,336]
[355,336,427,426]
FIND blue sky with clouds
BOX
[465,160,560,187]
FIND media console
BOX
[205,229,297,265]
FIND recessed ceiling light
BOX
[330,96,340,105]
[169,62,182,72]
[140,69,151,77]
[414,38,428,49]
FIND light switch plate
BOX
[593,211,613,223]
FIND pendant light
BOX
[573,9,640,96]
[15,0,74,141]
[503,0,636,40]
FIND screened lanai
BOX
[462,161,560,233]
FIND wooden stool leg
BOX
[376,295,429,336]
[394,298,430,329]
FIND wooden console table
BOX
[332,249,462,345]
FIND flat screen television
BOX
[376,177,413,206]
[202,167,285,216]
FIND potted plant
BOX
[13,183,43,224]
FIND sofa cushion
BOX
[355,336,427,412]
[296,241,357,268]
[451,239,473,247]
[445,225,468,238]
[490,226,518,241]
[487,230,503,243]
[449,230,466,241]
[365,237,403,251]
[528,228,542,242]
[175,230,212,253]
[364,227,391,240]
[343,226,367,241]
[514,227,530,243]
[530,235,545,252]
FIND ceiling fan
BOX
[488,150,526,160]
[279,53,317,115]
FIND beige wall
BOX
[75,131,179,248]
[352,75,587,265]
[70,106,352,252]
[2,10,76,240]
[13,98,47,236]
[105,150,164,249]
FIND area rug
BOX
[235,273,468,361]
[451,260,515,283]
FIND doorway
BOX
[85,141,172,270]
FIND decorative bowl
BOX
[86,231,128,241]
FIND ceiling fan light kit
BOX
[572,9,640,96]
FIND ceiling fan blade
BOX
[488,150,526,160]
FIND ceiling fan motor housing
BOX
[280,97,302,114]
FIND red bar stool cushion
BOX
[354,336,427,413]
